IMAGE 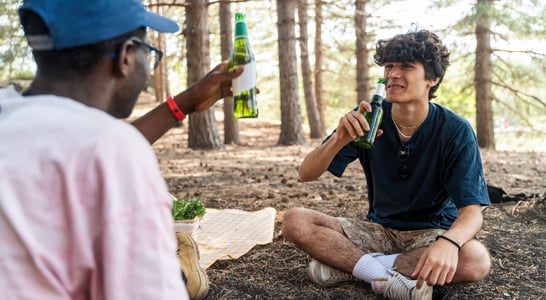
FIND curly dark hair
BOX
[373,30,450,100]
[20,9,145,79]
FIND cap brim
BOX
[143,11,179,33]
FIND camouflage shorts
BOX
[338,217,446,254]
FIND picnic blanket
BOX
[192,207,276,269]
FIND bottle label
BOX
[374,82,385,96]
[232,61,256,94]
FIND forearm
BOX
[299,133,348,182]
[441,204,483,248]
[131,92,193,145]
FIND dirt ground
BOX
[141,102,545,300]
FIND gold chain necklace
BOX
[391,112,424,129]
[391,113,412,139]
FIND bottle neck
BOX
[235,22,248,37]
[370,95,383,105]
[234,12,248,37]
[371,83,385,105]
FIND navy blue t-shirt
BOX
[327,102,490,230]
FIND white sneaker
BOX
[371,270,432,300]
[307,259,357,287]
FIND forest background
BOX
[0,0,545,152]
[1,1,545,299]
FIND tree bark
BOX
[151,0,166,103]
[355,0,370,105]
[186,0,222,149]
[220,1,241,145]
[276,0,306,146]
[298,0,323,139]
[314,0,326,135]
[474,0,495,149]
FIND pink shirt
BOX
[0,87,188,299]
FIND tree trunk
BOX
[355,0,370,105]
[186,0,221,149]
[160,28,170,99]
[276,0,306,146]
[314,0,326,135]
[298,0,323,139]
[152,33,165,102]
[220,1,241,145]
[151,0,166,103]
[474,0,495,149]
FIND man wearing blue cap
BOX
[0,0,243,299]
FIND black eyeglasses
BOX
[129,37,163,70]
[398,144,410,180]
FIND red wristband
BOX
[166,94,185,121]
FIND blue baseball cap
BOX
[19,0,179,51]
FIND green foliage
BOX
[172,196,206,221]
[435,81,476,122]
[492,0,546,37]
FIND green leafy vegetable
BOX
[172,196,206,220]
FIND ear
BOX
[429,77,440,87]
[112,40,136,78]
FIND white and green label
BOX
[232,61,256,94]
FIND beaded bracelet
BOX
[436,235,461,251]
[166,94,186,121]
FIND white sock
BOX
[352,254,390,283]
[373,253,400,269]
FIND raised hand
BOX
[177,61,244,114]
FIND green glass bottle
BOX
[354,78,386,149]
[230,12,258,118]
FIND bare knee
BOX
[281,207,307,240]
[281,207,341,243]
[460,256,491,282]
[456,240,491,282]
